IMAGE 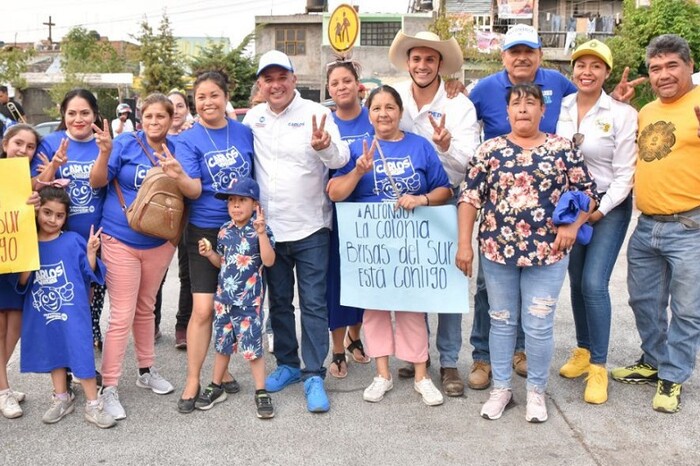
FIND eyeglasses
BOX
[36,179,70,191]
[325,58,362,76]
[572,133,585,148]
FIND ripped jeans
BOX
[481,254,569,393]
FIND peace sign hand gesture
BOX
[311,114,331,151]
[611,67,646,103]
[91,119,113,155]
[429,113,451,152]
[155,144,185,179]
[87,225,103,255]
[253,205,268,235]
[50,138,70,168]
[355,139,376,176]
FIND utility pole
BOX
[43,16,56,43]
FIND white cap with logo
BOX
[257,50,295,77]
[503,24,541,50]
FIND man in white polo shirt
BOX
[243,50,349,413]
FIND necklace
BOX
[202,119,230,152]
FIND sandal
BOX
[329,353,348,379]
[345,335,371,364]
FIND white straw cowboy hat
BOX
[388,31,464,75]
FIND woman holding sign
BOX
[328,85,452,406]
[456,83,598,423]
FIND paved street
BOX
[3,210,699,465]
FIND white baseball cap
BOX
[503,24,541,50]
[257,50,294,77]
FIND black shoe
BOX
[222,378,241,394]
[177,385,200,414]
[398,356,431,379]
[255,392,275,419]
[195,383,228,411]
[95,370,103,388]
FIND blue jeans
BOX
[481,254,569,392]
[568,195,632,364]
[470,260,525,364]
[265,228,330,379]
[627,211,700,383]
[436,313,462,367]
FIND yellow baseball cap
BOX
[571,39,613,69]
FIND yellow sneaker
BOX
[584,364,608,404]
[652,379,682,413]
[559,348,591,379]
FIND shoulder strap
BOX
[133,133,159,167]
[113,179,128,213]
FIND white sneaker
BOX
[10,390,25,403]
[136,368,174,395]
[85,401,117,429]
[526,389,548,423]
[363,376,393,402]
[267,334,274,353]
[100,386,126,420]
[0,391,23,419]
[42,395,75,424]
[414,378,444,406]
[481,388,513,420]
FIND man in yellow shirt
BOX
[611,34,700,414]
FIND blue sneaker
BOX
[304,376,330,413]
[265,365,301,393]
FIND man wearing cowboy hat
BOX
[388,30,481,398]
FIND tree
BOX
[136,13,186,95]
[0,46,34,90]
[47,26,131,119]
[605,0,700,107]
[189,32,258,108]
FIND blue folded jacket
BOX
[552,191,593,245]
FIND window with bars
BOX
[360,22,402,46]
[275,28,306,56]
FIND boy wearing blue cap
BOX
[197,177,276,419]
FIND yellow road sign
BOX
[328,4,360,54]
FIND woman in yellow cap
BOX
[556,39,638,405]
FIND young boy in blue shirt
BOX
[196,177,276,419]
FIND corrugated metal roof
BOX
[446,0,492,16]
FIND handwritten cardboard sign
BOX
[336,202,469,313]
[0,158,39,273]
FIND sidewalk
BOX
[2,211,699,465]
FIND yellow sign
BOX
[328,4,360,54]
[0,158,39,273]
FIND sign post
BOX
[328,3,360,56]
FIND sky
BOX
[2,0,414,48]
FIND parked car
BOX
[34,120,60,137]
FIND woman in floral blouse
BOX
[456,83,598,423]
[556,40,637,405]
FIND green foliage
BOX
[136,13,186,95]
[605,0,700,108]
[0,46,34,89]
[429,4,501,79]
[189,32,258,108]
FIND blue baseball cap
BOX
[215,177,260,201]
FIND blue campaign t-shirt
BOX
[470,68,577,141]
[176,119,254,229]
[100,131,177,249]
[335,132,450,202]
[33,131,106,240]
[332,107,374,145]
[19,231,105,379]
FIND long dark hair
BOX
[57,88,105,133]
[193,71,231,97]
[1,123,40,158]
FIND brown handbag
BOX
[113,134,186,244]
